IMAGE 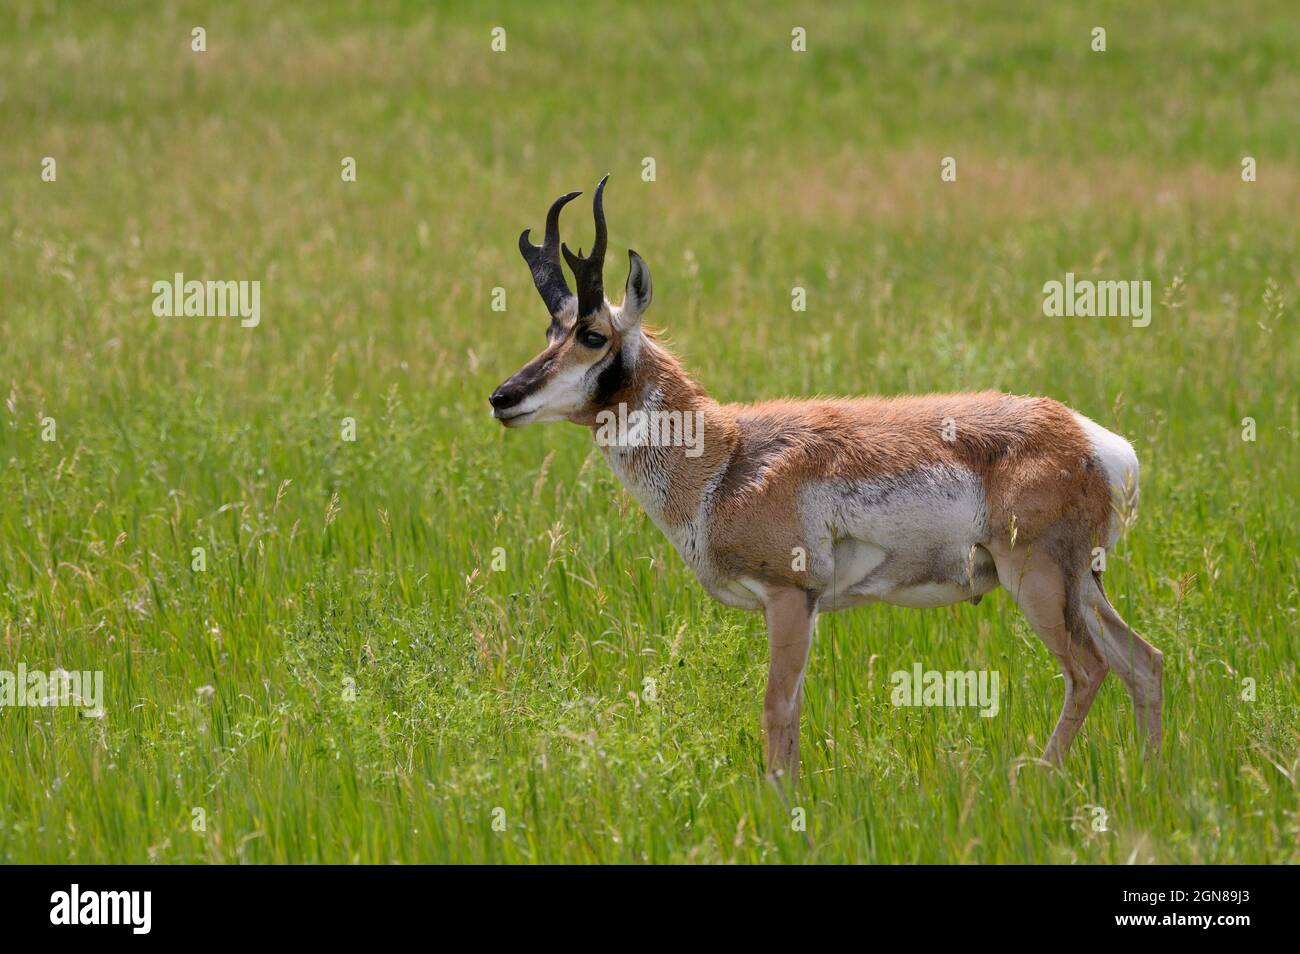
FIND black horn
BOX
[562,174,610,317]
[519,190,581,320]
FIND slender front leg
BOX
[762,587,817,784]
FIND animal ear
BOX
[617,249,652,331]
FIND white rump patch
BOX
[1073,412,1140,545]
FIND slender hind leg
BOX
[988,541,1108,765]
[1086,574,1163,755]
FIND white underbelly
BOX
[817,538,999,610]
[702,575,764,611]
[801,465,1000,611]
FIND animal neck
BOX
[589,335,737,526]
[601,335,709,415]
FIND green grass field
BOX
[1,1,1297,863]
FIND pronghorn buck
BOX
[491,176,1162,781]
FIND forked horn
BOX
[562,174,610,318]
[519,190,582,320]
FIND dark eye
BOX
[578,330,608,349]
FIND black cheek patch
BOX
[592,349,627,405]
